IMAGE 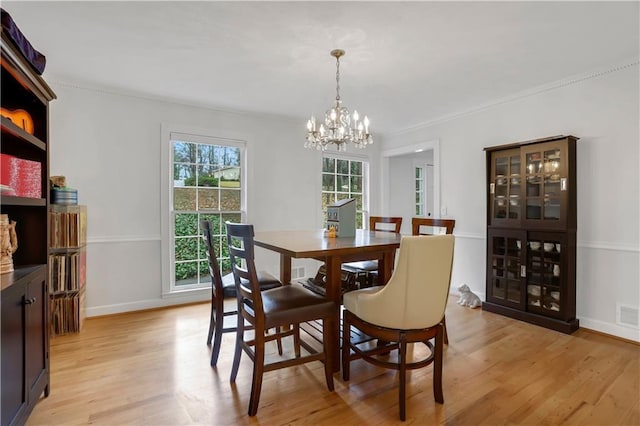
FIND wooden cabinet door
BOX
[1,282,27,426]
[524,232,571,320]
[486,229,526,310]
[521,140,569,230]
[488,148,522,227]
[25,267,49,405]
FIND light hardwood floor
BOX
[28,295,639,425]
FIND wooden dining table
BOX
[253,229,402,372]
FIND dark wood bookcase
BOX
[1,30,56,426]
[483,135,579,334]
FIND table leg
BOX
[280,254,292,284]
[325,256,342,373]
[380,249,394,284]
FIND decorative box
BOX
[51,187,78,205]
[0,153,42,198]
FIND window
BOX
[170,135,244,291]
[415,166,425,216]
[321,155,368,228]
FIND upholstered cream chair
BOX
[342,234,455,421]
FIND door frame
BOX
[380,139,441,219]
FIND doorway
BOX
[380,140,440,235]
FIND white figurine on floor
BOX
[457,284,481,308]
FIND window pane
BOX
[321,193,333,211]
[322,174,335,191]
[323,157,335,173]
[197,164,218,187]
[175,261,198,284]
[175,237,198,261]
[198,188,219,209]
[337,175,350,192]
[198,144,215,164]
[337,159,349,174]
[175,213,198,236]
[220,167,241,187]
[222,212,242,227]
[415,167,423,178]
[174,188,196,210]
[350,161,362,176]
[174,164,195,184]
[174,141,197,163]
[352,194,363,210]
[350,176,362,192]
[217,146,241,167]
[220,189,241,211]
[200,213,220,234]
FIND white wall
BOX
[381,63,640,341]
[49,85,380,315]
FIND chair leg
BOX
[230,319,244,383]
[433,325,444,404]
[248,333,265,416]
[399,333,408,421]
[293,324,301,358]
[276,326,283,356]
[210,304,225,366]
[323,317,334,391]
[442,315,449,345]
[342,315,351,381]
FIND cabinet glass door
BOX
[525,234,564,318]
[523,142,567,228]
[490,149,521,225]
[487,231,525,309]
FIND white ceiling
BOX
[4,1,639,135]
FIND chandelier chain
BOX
[335,55,340,101]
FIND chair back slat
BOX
[200,220,224,298]
[412,218,455,236]
[225,222,264,320]
[370,216,403,233]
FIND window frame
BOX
[161,124,247,298]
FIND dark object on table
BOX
[1,8,46,75]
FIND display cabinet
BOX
[1,28,55,425]
[483,135,578,334]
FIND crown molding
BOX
[384,57,640,138]
[48,77,300,124]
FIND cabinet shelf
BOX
[0,195,47,206]
[1,116,47,151]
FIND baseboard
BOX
[579,316,640,343]
[86,291,209,317]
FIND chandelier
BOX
[305,49,372,151]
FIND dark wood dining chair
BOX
[411,217,455,236]
[201,220,282,367]
[342,216,403,287]
[342,235,455,421]
[411,217,455,344]
[226,222,336,416]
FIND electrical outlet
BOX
[440,206,447,216]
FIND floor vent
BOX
[617,304,640,328]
